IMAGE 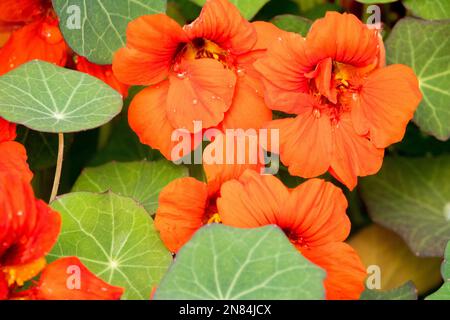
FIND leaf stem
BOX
[50,133,64,203]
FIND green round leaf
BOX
[360,282,417,300]
[154,224,326,300]
[427,242,450,300]
[52,0,167,64]
[403,0,450,20]
[49,192,172,300]
[190,0,269,20]
[271,14,312,36]
[386,18,450,141]
[72,160,188,214]
[360,156,450,257]
[0,60,123,133]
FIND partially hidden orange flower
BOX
[217,170,367,300]
[75,56,130,98]
[0,0,69,75]
[155,132,262,253]
[0,132,123,300]
[18,257,124,300]
[0,170,61,299]
[254,12,422,189]
[113,0,273,160]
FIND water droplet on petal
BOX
[352,93,358,101]
[237,67,246,77]
[193,99,198,105]
[313,108,321,119]
[40,22,63,45]
[176,71,187,79]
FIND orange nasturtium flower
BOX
[0,124,123,300]
[0,170,61,299]
[112,0,273,160]
[254,12,422,189]
[155,133,262,252]
[19,257,124,300]
[217,170,366,300]
[0,0,69,75]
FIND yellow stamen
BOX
[207,213,222,224]
[2,257,46,287]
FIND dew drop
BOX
[193,99,198,105]
[40,23,63,45]
[352,93,358,101]
[313,108,321,119]
[176,71,187,79]
[237,67,246,77]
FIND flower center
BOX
[202,195,222,225]
[309,60,374,124]
[283,228,308,248]
[174,38,235,70]
[2,257,46,287]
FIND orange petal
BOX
[306,12,379,67]
[0,0,46,23]
[280,179,350,247]
[0,173,60,266]
[353,64,422,148]
[113,14,188,86]
[203,131,263,196]
[30,257,124,300]
[0,141,33,181]
[128,81,196,161]
[223,51,272,130]
[307,57,338,104]
[0,17,68,75]
[266,109,332,179]
[302,243,366,300]
[218,170,289,227]
[75,56,129,98]
[0,117,16,142]
[330,113,384,190]
[155,177,209,253]
[0,21,18,48]
[8,200,61,265]
[185,0,256,55]
[167,58,236,132]
[0,174,36,260]
[254,32,312,114]
[252,21,285,51]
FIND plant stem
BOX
[50,133,64,203]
